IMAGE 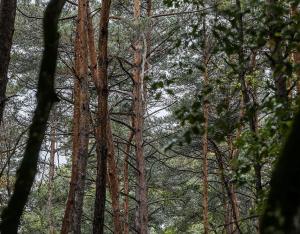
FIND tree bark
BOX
[202,56,209,234]
[0,0,65,232]
[92,0,112,233]
[123,124,134,234]
[61,0,90,232]
[107,122,122,234]
[48,120,56,234]
[0,0,17,125]
[202,17,210,234]
[133,0,149,233]
[261,110,300,233]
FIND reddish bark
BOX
[133,0,148,233]
[92,0,112,233]
[61,0,90,232]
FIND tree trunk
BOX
[123,124,134,234]
[261,110,300,233]
[48,120,56,234]
[61,0,90,232]
[0,0,17,125]
[0,0,65,232]
[202,18,210,234]
[107,121,122,234]
[92,0,112,233]
[133,0,149,233]
[227,136,241,233]
[202,61,209,234]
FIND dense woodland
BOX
[1,0,300,233]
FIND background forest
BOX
[1,0,300,233]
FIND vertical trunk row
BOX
[0,0,17,125]
[61,0,90,232]
[133,0,148,233]
[48,122,56,234]
[92,0,112,233]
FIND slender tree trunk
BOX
[202,64,209,234]
[123,122,134,234]
[228,136,241,233]
[133,0,148,233]
[0,0,17,125]
[210,140,242,234]
[48,121,56,234]
[61,0,90,232]
[202,18,210,234]
[107,121,122,234]
[92,1,112,233]
[0,0,66,232]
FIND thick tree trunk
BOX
[261,110,300,233]
[0,0,17,125]
[92,1,112,233]
[0,0,66,232]
[61,0,90,232]
[133,0,149,233]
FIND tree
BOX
[0,0,66,232]
[61,0,90,232]
[92,0,112,233]
[0,0,17,124]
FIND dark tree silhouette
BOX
[0,0,17,125]
[261,109,300,233]
[0,0,66,233]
